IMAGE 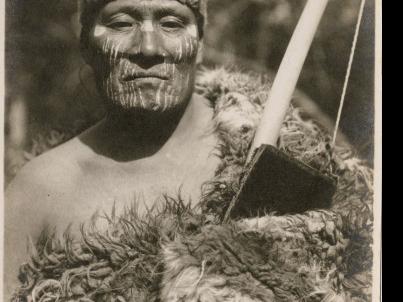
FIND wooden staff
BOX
[224,0,335,222]
[248,0,329,161]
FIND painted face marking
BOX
[112,79,117,102]
[136,87,140,107]
[117,41,124,61]
[186,36,191,58]
[110,43,115,62]
[141,20,154,32]
[162,82,167,111]
[188,36,193,57]
[167,86,172,111]
[109,41,116,65]
[127,82,131,107]
[104,37,111,54]
[101,38,108,65]
[108,38,112,54]
[124,78,129,106]
[163,87,169,111]
[181,36,188,58]
[174,45,179,62]
[123,61,128,79]
[130,82,136,107]
[107,39,114,67]
[94,25,106,37]
[171,63,175,78]
[185,38,188,59]
[166,86,174,111]
[107,77,112,101]
[187,25,198,38]
[130,87,132,108]
[178,42,183,61]
[136,42,141,55]
[156,83,162,107]
[164,62,168,75]
[165,82,170,110]
[113,41,123,64]
[138,88,144,107]
[102,38,106,53]
[126,82,130,107]
[185,71,190,87]
[189,36,194,58]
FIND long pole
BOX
[248,0,329,161]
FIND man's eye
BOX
[109,21,134,29]
[104,14,136,30]
[160,18,184,31]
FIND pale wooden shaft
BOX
[249,0,329,160]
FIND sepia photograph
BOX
[3,0,381,301]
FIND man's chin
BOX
[105,84,177,111]
[108,98,181,115]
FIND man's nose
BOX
[139,21,160,57]
[127,21,165,68]
[140,31,159,57]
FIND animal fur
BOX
[11,68,373,302]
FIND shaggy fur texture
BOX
[11,68,373,302]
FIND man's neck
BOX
[79,93,213,162]
[104,103,187,145]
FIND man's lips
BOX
[122,72,169,81]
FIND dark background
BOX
[4,0,375,184]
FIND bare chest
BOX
[69,134,221,218]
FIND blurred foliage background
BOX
[5,0,375,184]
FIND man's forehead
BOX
[78,0,206,13]
[99,0,196,14]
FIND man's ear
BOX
[196,39,204,65]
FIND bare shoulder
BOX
[6,137,85,202]
[5,136,94,231]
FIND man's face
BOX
[86,0,201,112]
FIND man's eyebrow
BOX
[103,1,191,13]
[101,4,192,22]
[157,6,183,15]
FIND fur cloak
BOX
[12,68,373,302]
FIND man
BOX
[5,0,218,297]
[5,1,375,301]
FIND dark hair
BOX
[79,0,205,53]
